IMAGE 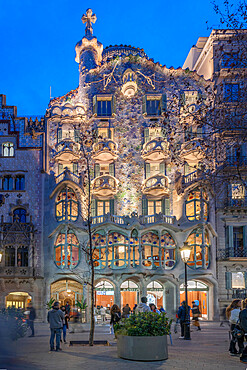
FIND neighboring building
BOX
[0,11,246,321]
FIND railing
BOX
[226,156,247,166]
[55,169,81,184]
[217,248,247,260]
[91,213,176,226]
[141,214,175,225]
[0,266,34,276]
[226,197,247,208]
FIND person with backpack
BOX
[110,304,121,334]
[47,301,64,352]
[192,301,201,331]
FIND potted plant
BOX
[114,312,172,361]
[75,297,88,323]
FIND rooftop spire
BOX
[81,8,97,38]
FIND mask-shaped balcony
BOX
[55,139,80,163]
[92,175,118,197]
[92,139,118,162]
[180,138,205,165]
[142,137,169,161]
[142,175,169,197]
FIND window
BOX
[233,227,244,256]
[2,176,13,191]
[54,230,80,269]
[93,96,114,117]
[57,128,62,143]
[5,247,15,266]
[143,94,166,116]
[74,129,80,143]
[56,187,79,222]
[17,247,28,267]
[186,228,210,269]
[160,232,176,269]
[229,183,246,207]
[15,175,25,190]
[226,226,247,257]
[145,162,166,178]
[224,83,239,102]
[186,188,208,221]
[225,271,247,290]
[222,53,239,68]
[108,232,128,268]
[142,198,170,216]
[13,208,26,223]
[2,142,14,157]
[94,163,115,178]
[97,127,114,140]
[91,232,107,269]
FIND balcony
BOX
[142,175,169,197]
[92,175,118,197]
[55,168,82,185]
[142,137,169,161]
[91,213,176,227]
[226,197,247,209]
[217,248,247,260]
[92,139,118,162]
[140,214,175,225]
[180,138,205,164]
[55,139,80,163]
[0,266,34,277]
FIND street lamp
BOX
[180,242,192,340]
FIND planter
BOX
[117,334,168,361]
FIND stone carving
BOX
[81,9,97,37]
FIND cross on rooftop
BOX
[81,8,97,37]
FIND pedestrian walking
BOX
[122,304,131,318]
[226,299,243,356]
[61,306,70,343]
[192,301,201,331]
[100,306,106,322]
[177,301,191,339]
[65,302,70,315]
[47,301,64,352]
[26,303,36,337]
[239,298,247,363]
[110,304,121,334]
[135,297,151,313]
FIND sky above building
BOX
[0,0,225,116]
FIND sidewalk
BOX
[2,321,246,370]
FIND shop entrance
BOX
[121,280,139,310]
[180,280,209,319]
[95,280,114,308]
[5,292,32,309]
[147,281,164,310]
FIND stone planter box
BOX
[117,335,168,361]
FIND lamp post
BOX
[180,242,192,340]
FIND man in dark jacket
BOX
[239,299,247,363]
[27,303,36,337]
[47,301,64,351]
[177,301,191,339]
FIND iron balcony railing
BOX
[226,197,247,208]
[217,248,247,260]
[91,213,176,226]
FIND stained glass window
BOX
[56,187,78,222]
[185,188,208,221]
[54,230,80,269]
[186,228,209,269]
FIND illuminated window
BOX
[17,247,28,267]
[56,187,78,222]
[160,232,176,269]
[108,232,128,269]
[232,272,245,289]
[2,142,14,157]
[129,235,139,267]
[91,232,107,269]
[93,96,114,117]
[141,232,160,268]
[13,208,26,223]
[185,188,208,221]
[186,228,210,269]
[54,230,80,269]
[91,199,114,217]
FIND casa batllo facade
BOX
[0,9,246,321]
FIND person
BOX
[135,297,151,313]
[220,305,229,327]
[226,299,242,356]
[159,306,166,313]
[27,303,36,337]
[110,304,121,334]
[47,301,64,352]
[65,302,70,315]
[149,303,161,314]
[122,304,131,318]
[100,306,106,322]
[61,306,70,343]
[177,301,191,339]
[133,304,137,312]
[239,298,247,363]
[191,301,201,331]
[94,306,98,323]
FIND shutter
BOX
[166,164,171,175]
[144,128,149,143]
[162,198,170,215]
[74,129,80,143]
[58,164,63,174]
[93,95,97,115]
[57,128,62,143]
[73,163,78,174]
[109,163,115,177]
[225,271,232,290]
[108,128,112,139]
[159,161,166,175]
[142,96,147,115]
[94,164,100,178]
[109,199,114,214]
[111,95,116,115]
[229,226,233,253]
[142,198,148,216]
[161,93,167,114]
[145,163,150,179]
[91,199,96,217]
[180,93,186,106]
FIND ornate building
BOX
[0,10,246,321]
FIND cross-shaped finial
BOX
[81,8,97,37]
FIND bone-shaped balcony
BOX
[55,139,80,163]
[142,137,169,161]
[92,139,118,162]
[92,175,118,197]
[142,175,169,197]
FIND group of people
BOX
[47,302,70,351]
[177,300,201,338]
[226,298,247,363]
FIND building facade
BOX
[0,11,246,321]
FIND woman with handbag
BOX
[226,299,242,356]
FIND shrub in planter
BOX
[114,312,172,361]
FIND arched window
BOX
[91,232,107,269]
[54,230,80,269]
[56,187,79,222]
[17,247,28,267]
[186,228,210,269]
[5,247,15,266]
[15,175,25,190]
[185,188,208,221]
[3,176,13,190]
[108,232,128,268]
[160,232,176,269]
[141,232,160,267]
[13,208,26,223]
[2,142,14,157]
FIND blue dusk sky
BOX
[0,0,225,116]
